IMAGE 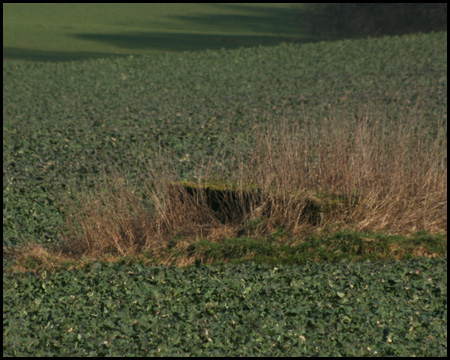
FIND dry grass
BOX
[24,102,447,265]
[250,106,447,235]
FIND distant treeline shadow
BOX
[298,3,447,40]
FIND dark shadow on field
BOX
[3,47,128,63]
[298,3,447,40]
[72,32,311,52]
[3,4,311,62]
[158,4,303,38]
[71,4,311,54]
[3,3,447,62]
[167,3,447,43]
[70,3,447,55]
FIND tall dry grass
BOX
[60,102,447,258]
[242,104,447,235]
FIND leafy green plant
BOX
[3,258,447,356]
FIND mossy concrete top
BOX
[172,180,358,208]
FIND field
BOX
[4,259,447,356]
[3,3,306,62]
[3,4,448,356]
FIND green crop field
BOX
[4,259,447,356]
[3,3,447,356]
[3,3,306,62]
